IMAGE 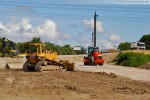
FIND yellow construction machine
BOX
[23,43,75,71]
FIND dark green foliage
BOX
[139,34,150,49]
[117,52,150,67]
[0,37,79,55]
[0,38,3,53]
[118,42,131,50]
[31,37,42,43]
[45,42,74,55]
[17,41,30,53]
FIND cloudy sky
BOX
[0,0,150,49]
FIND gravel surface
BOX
[76,62,150,82]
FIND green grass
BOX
[0,53,10,57]
[116,52,150,67]
[0,53,2,57]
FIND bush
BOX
[117,52,150,67]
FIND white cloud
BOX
[100,40,114,49]
[83,19,104,33]
[0,22,8,32]
[0,17,72,44]
[109,34,121,42]
[35,19,58,39]
[97,34,122,49]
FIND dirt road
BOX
[76,62,150,82]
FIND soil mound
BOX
[0,70,150,100]
[140,62,150,70]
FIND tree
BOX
[45,42,55,51]
[31,37,42,43]
[17,41,30,53]
[0,38,3,53]
[17,37,42,53]
[118,42,131,50]
[45,42,74,55]
[139,34,150,49]
[63,44,74,55]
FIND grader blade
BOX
[66,62,75,71]
[59,60,75,71]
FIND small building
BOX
[73,46,82,54]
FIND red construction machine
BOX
[83,12,104,66]
[83,46,104,65]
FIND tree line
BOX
[0,37,85,55]
[118,34,150,50]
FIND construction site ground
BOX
[0,53,150,100]
[77,62,150,82]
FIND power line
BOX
[0,1,150,23]
[0,1,150,13]
[0,9,150,23]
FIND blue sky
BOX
[0,0,150,49]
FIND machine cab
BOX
[88,46,99,56]
[29,43,46,54]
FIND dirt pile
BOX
[0,70,150,100]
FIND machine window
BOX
[30,46,37,53]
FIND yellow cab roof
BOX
[30,43,45,46]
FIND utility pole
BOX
[92,33,94,47]
[94,12,98,47]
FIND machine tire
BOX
[90,57,94,65]
[83,57,89,65]
[35,59,44,71]
[35,65,42,71]
[23,60,30,71]
[99,63,104,66]
[84,62,89,65]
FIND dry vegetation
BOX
[122,50,150,54]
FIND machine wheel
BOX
[35,60,44,71]
[99,63,104,66]
[23,60,35,71]
[23,60,30,71]
[90,57,94,65]
[35,65,42,71]
[84,62,89,65]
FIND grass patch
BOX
[116,52,150,67]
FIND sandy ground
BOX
[0,69,150,100]
[0,53,150,100]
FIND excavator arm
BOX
[1,37,19,57]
